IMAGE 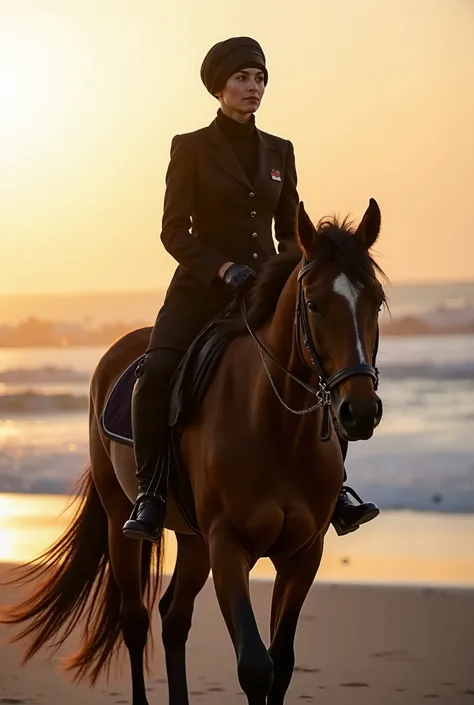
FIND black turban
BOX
[200,37,268,96]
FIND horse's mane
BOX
[229,215,388,335]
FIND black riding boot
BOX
[122,350,181,542]
[331,435,380,536]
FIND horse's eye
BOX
[306,300,320,315]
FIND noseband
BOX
[240,258,380,441]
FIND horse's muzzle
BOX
[335,394,383,441]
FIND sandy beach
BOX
[0,496,473,703]
[0,564,473,705]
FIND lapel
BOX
[206,119,278,191]
[253,129,278,191]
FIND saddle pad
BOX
[101,315,236,445]
[101,356,142,446]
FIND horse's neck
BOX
[264,272,300,365]
[252,272,336,463]
[257,272,316,412]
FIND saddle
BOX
[100,310,237,534]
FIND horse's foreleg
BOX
[209,522,274,705]
[267,538,324,705]
[159,532,210,705]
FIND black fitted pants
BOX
[132,275,232,496]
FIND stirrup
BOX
[340,485,364,504]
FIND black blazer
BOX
[161,118,299,289]
[148,117,300,353]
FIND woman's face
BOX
[216,67,266,117]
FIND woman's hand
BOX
[221,263,256,295]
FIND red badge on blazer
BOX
[270,169,281,182]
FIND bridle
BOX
[240,258,380,441]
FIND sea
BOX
[0,285,473,585]
[0,336,473,513]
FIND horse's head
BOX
[296,199,386,441]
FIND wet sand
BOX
[0,564,473,704]
[1,493,474,586]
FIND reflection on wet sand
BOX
[1,493,473,586]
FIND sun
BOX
[0,32,67,160]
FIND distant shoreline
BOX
[0,323,473,348]
[0,331,473,347]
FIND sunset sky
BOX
[1,0,473,295]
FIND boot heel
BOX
[331,518,359,536]
[123,521,163,542]
[122,494,166,542]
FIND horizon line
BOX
[1,278,474,298]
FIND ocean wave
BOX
[0,391,88,413]
[0,366,90,384]
[0,360,473,415]
[378,361,474,380]
[0,444,473,512]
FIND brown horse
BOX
[2,200,387,705]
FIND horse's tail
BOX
[0,463,160,684]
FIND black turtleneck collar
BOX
[215,108,258,184]
[216,108,256,140]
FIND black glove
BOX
[222,264,256,295]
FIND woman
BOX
[123,36,379,542]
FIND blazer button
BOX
[249,191,255,197]
[250,211,256,217]
[252,232,258,238]
[252,252,258,259]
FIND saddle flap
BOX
[168,317,236,426]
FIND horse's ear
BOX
[297,202,318,254]
[354,198,381,249]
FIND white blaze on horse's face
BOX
[332,273,366,364]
